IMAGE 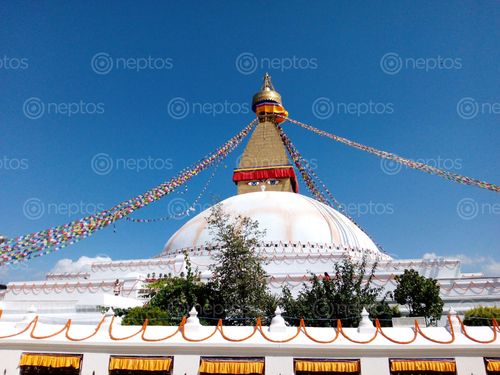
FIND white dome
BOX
[160,191,388,259]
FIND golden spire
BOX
[232,74,297,195]
[251,73,283,110]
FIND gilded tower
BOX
[232,74,298,194]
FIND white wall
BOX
[80,353,110,375]
[456,357,487,375]
[361,357,390,374]
[265,356,294,375]
[1,349,21,375]
[171,355,200,375]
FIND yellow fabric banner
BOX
[390,359,456,372]
[199,359,264,374]
[109,357,172,371]
[20,354,81,369]
[486,359,500,371]
[295,360,360,372]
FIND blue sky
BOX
[1,1,499,282]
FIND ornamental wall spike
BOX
[358,307,376,334]
[445,306,461,334]
[184,306,201,331]
[269,306,287,332]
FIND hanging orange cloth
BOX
[295,359,360,373]
[199,358,264,374]
[390,359,456,372]
[20,353,81,369]
[109,357,172,371]
[254,103,288,124]
[486,358,500,371]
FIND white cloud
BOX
[422,252,439,260]
[482,259,500,276]
[50,255,112,274]
[421,251,499,276]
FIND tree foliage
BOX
[393,269,444,325]
[121,205,275,325]
[121,306,170,326]
[463,306,500,326]
[121,251,210,325]
[280,256,393,327]
[206,204,273,324]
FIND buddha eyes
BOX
[247,179,280,186]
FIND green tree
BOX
[393,269,444,325]
[463,306,500,326]
[121,306,170,326]
[121,251,210,325]
[280,256,390,327]
[206,204,271,324]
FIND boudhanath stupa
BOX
[0,74,498,326]
[1,75,500,375]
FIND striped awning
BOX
[486,358,500,371]
[295,359,360,373]
[199,358,264,374]
[20,353,81,369]
[390,359,456,372]
[109,357,172,372]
